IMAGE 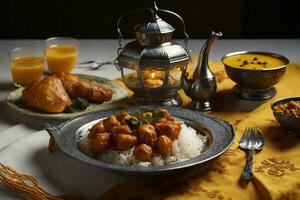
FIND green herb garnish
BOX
[63,97,89,113]
[126,118,140,129]
[72,97,89,110]
[152,112,164,122]
[126,111,164,128]
[64,106,75,113]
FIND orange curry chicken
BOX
[87,108,182,162]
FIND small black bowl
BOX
[271,97,300,132]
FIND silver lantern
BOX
[116,2,190,106]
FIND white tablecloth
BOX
[0,126,125,199]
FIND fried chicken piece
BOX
[113,133,137,151]
[21,76,71,113]
[156,135,172,157]
[57,72,113,103]
[111,125,133,135]
[103,115,121,132]
[141,112,153,119]
[133,144,153,162]
[116,111,132,124]
[154,121,181,141]
[89,121,106,138]
[138,123,157,147]
[89,132,111,154]
[157,108,174,121]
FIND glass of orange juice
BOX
[45,37,79,74]
[10,47,45,87]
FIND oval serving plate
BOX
[44,106,235,176]
[5,74,128,120]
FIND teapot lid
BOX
[134,2,174,34]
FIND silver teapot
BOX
[182,31,222,111]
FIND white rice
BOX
[79,122,206,167]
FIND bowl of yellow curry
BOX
[221,51,289,100]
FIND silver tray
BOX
[44,106,235,176]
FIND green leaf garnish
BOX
[126,118,140,129]
[63,97,89,113]
[152,112,164,122]
[126,110,165,128]
[64,106,75,113]
[72,97,89,110]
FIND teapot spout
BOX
[193,31,222,80]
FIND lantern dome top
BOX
[134,2,174,35]
[134,2,175,44]
[134,18,174,35]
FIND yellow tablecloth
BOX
[100,61,300,200]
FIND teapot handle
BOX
[117,1,190,54]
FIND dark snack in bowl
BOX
[273,100,300,117]
[271,97,300,132]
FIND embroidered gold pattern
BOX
[183,179,225,200]
[185,180,206,193]
[279,191,298,200]
[207,190,224,200]
[255,158,299,177]
[178,148,239,199]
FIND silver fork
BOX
[239,127,264,180]
[77,60,118,70]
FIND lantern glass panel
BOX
[141,68,165,88]
[123,68,140,89]
[168,66,182,87]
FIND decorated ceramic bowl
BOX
[222,51,289,100]
[271,97,300,132]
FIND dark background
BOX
[1,0,299,39]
